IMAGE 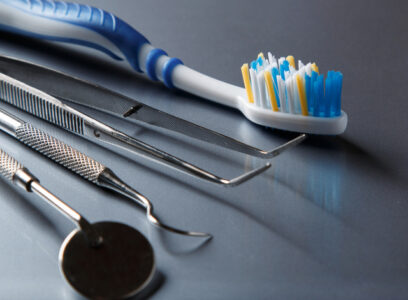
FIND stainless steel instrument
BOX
[0,54,306,159]
[0,108,211,238]
[0,71,272,186]
[0,148,155,299]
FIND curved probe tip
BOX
[147,213,211,239]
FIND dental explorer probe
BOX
[0,108,210,238]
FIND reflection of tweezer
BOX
[0,56,305,186]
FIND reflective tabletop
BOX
[0,0,407,299]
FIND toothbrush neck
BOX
[172,64,243,109]
[138,44,244,109]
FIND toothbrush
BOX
[0,0,347,135]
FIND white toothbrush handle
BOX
[172,65,244,109]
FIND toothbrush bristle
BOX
[241,52,343,117]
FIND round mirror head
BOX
[59,221,155,299]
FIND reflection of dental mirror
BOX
[0,149,155,299]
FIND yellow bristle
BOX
[264,71,279,112]
[258,52,265,60]
[296,74,308,116]
[311,63,319,74]
[286,55,295,68]
[241,64,254,103]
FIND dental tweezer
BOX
[0,55,306,159]
[0,108,210,238]
[0,72,273,186]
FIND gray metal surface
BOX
[0,0,407,299]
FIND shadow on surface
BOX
[0,30,156,90]
[0,177,63,243]
[71,270,165,300]
[130,270,166,300]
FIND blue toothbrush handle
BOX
[0,0,183,87]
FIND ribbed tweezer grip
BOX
[16,123,105,183]
[0,149,23,181]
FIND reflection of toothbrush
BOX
[0,0,347,135]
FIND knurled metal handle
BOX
[0,148,24,181]
[16,123,106,183]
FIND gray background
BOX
[0,0,407,299]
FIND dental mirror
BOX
[0,149,155,299]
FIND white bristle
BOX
[268,52,277,66]
[305,63,312,77]
[299,66,306,80]
[265,66,274,110]
[257,71,269,108]
[278,57,285,68]
[284,70,291,81]
[267,52,272,65]
[263,60,269,69]
[250,68,260,106]
[286,78,295,114]
[293,72,301,114]
[298,60,304,69]
[271,61,278,69]
[255,63,260,73]
[292,73,298,113]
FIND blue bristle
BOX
[279,60,290,80]
[312,80,319,117]
[317,75,325,117]
[250,60,257,71]
[280,64,285,80]
[311,70,318,82]
[256,56,263,67]
[305,74,312,113]
[310,71,318,116]
[333,72,343,116]
[271,67,280,107]
[331,71,339,117]
[309,71,345,118]
[331,72,343,117]
[324,75,332,117]
[312,73,320,117]
[272,67,279,83]
[314,70,344,117]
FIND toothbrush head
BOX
[240,52,347,135]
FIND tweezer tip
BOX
[261,133,307,158]
[222,163,271,187]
